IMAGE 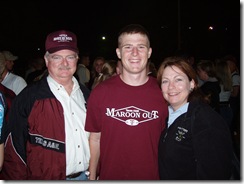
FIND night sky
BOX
[0,0,240,74]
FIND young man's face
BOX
[116,33,152,75]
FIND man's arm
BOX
[88,132,101,180]
[0,144,3,171]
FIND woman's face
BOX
[197,68,208,81]
[95,60,104,74]
[161,65,194,111]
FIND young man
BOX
[1,30,90,180]
[85,24,168,180]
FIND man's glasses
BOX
[49,55,78,63]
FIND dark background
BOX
[0,0,240,76]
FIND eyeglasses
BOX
[49,55,78,63]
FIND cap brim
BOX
[47,46,79,54]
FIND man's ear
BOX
[116,48,121,59]
[148,48,152,59]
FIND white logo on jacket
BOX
[175,126,188,141]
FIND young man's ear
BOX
[116,48,121,59]
[148,48,152,59]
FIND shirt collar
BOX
[47,75,79,92]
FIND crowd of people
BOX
[0,24,240,180]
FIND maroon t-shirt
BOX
[85,75,168,180]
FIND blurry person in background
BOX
[75,53,90,88]
[26,57,46,84]
[91,60,117,89]
[215,59,233,128]
[88,56,105,90]
[223,55,240,159]
[2,50,17,72]
[196,60,220,113]
[0,53,16,121]
[224,55,240,130]
[0,53,15,174]
[1,51,27,95]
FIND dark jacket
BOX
[0,77,90,180]
[158,100,233,180]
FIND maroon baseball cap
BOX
[45,30,79,53]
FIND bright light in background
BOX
[161,25,168,29]
[102,36,106,40]
[208,26,214,30]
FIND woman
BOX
[157,56,233,180]
[91,60,117,89]
[196,60,221,113]
[215,59,233,128]
[89,56,105,90]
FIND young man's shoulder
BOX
[98,75,119,86]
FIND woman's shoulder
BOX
[188,100,229,131]
[189,100,218,116]
[90,75,119,92]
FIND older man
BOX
[1,30,90,180]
